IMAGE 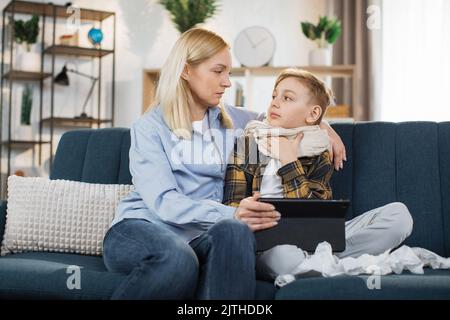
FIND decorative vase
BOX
[309,48,332,66]
[16,44,41,72]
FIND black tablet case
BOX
[255,199,349,252]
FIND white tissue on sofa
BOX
[275,242,450,287]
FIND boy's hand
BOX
[268,134,303,166]
[234,192,281,232]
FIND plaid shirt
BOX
[223,135,334,207]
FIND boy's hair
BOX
[274,68,335,125]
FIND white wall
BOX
[0,0,326,177]
[79,0,327,125]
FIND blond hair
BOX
[274,68,335,124]
[149,28,233,139]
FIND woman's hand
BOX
[320,121,347,171]
[234,192,280,232]
[267,134,303,166]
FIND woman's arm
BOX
[319,120,347,171]
[131,119,277,232]
[130,120,236,230]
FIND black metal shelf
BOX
[0,0,116,200]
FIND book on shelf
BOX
[234,81,245,107]
[325,104,351,118]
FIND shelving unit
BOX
[143,65,359,120]
[41,117,112,128]
[0,0,116,199]
[44,45,113,58]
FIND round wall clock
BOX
[234,26,276,68]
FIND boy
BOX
[223,68,335,280]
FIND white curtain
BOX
[380,0,450,121]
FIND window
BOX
[381,0,450,121]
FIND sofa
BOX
[1,122,450,300]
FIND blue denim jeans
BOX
[189,219,256,299]
[103,218,256,300]
[103,218,198,300]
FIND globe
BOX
[88,28,103,46]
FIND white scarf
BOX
[244,119,330,159]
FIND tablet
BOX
[254,198,350,252]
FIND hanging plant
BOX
[159,0,219,33]
[13,15,40,51]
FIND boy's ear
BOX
[181,64,190,81]
[306,105,322,125]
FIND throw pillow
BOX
[1,175,133,256]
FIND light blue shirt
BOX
[111,105,260,243]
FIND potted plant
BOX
[159,0,219,33]
[13,15,41,72]
[301,16,342,66]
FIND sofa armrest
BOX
[0,200,6,244]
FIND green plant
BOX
[20,84,33,125]
[13,15,40,51]
[301,16,342,49]
[159,0,219,33]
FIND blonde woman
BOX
[103,28,346,300]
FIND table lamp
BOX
[54,65,98,119]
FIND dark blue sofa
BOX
[1,122,450,299]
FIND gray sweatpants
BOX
[256,202,414,280]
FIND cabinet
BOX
[0,0,116,199]
[143,65,359,120]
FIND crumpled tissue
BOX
[274,242,450,288]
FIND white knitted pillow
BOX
[1,175,133,256]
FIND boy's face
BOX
[267,77,320,128]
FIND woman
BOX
[102,28,347,300]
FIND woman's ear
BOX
[181,64,190,81]
[306,105,323,125]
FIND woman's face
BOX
[184,48,232,109]
[267,77,319,128]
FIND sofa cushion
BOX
[352,122,398,216]
[329,123,354,221]
[0,252,124,299]
[275,268,450,300]
[1,176,133,256]
[439,122,450,257]
[396,123,445,254]
[0,251,275,300]
[325,121,450,256]
[50,128,132,185]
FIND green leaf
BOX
[317,16,328,31]
[326,20,342,44]
[13,15,39,45]
[301,22,317,40]
[300,16,342,45]
[160,0,219,33]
